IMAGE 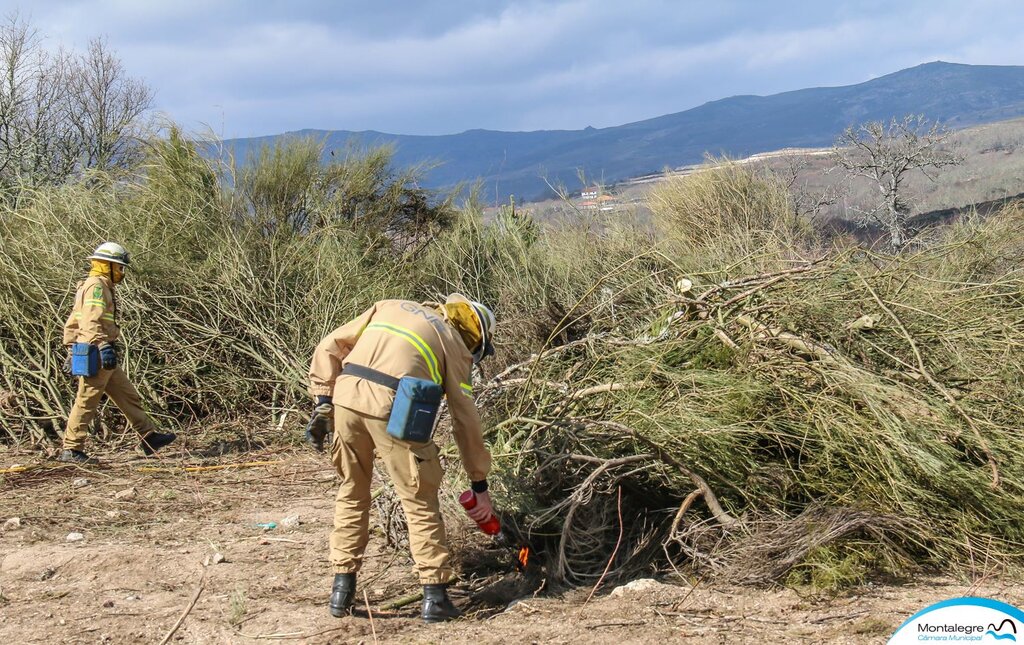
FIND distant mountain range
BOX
[221,62,1024,202]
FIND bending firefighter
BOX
[59,242,176,464]
[307,295,496,623]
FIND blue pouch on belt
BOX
[387,376,444,443]
[70,342,99,377]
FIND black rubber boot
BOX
[58,449,98,464]
[139,432,177,455]
[421,584,462,623]
[329,573,356,617]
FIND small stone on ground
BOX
[281,515,301,528]
[113,487,137,500]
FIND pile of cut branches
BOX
[478,204,1024,588]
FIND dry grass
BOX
[647,157,808,267]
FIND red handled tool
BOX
[458,489,501,535]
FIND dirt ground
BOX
[2,446,1021,644]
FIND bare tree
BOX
[22,48,80,185]
[68,38,153,172]
[0,16,152,192]
[0,15,31,180]
[773,154,844,219]
[832,115,962,251]
[0,15,82,189]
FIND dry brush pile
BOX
[1,144,1023,592]
[473,166,1024,589]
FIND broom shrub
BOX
[1,146,1021,589]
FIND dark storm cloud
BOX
[15,0,1024,137]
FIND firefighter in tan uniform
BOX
[59,242,176,464]
[307,294,496,623]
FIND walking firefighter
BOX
[306,294,497,623]
[59,242,177,464]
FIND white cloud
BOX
[9,0,1024,136]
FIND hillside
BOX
[221,62,1024,201]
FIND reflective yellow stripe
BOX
[74,311,114,321]
[366,322,442,384]
[84,299,106,307]
[460,383,473,397]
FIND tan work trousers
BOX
[64,367,156,451]
[330,405,451,584]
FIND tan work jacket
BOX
[309,300,491,482]
[63,276,119,345]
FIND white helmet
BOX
[469,300,496,363]
[88,242,131,266]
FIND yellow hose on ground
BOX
[0,459,291,475]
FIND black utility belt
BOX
[342,363,400,390]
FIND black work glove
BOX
[305,396,334,451]
[98,342,118,370]
[62,346,73,375]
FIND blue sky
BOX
[12,0,1024,138]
